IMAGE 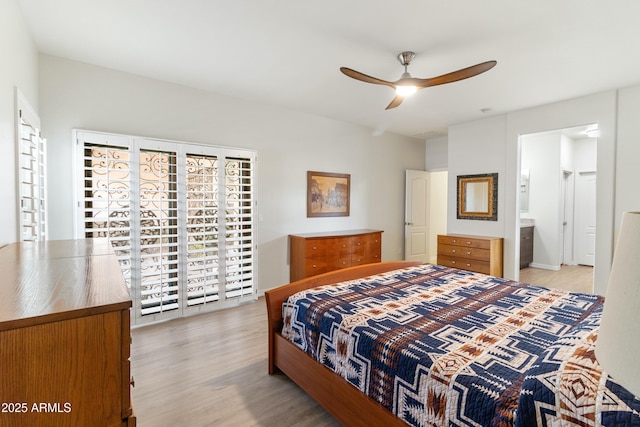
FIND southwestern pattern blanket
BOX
[281,264,640,426]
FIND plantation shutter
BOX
[16,90,47,241]
[223,155,255,298]
[137,145,180,316]
[79,132,132,286]
[185,152,221,306]
[76,130,257,325]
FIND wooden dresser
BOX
[0,239,135,427]
[437,234,504,277]
[289,229,383,281]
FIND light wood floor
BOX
[131,264,594,426]
[131,300,340,427]
[518,264,594,294]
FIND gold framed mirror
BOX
[457,173,498,221]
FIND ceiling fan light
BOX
[396,85,417,97]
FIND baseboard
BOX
[529,263,561,271]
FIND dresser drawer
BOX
[368,251,381,263]
[304,239,328,258]
[368,240,382,256]
[438,235,491,249]
[352,251,380,265]
[351,235,369,249]
[351,255,368,266]
[438,255,491,275]
[327,238,351,255]
[304,239,327,258]
[328,256,352,270]
[438,244,490,261]
[304,258,329,276]
[369,233,382,246]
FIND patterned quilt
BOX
[281,264,640,426]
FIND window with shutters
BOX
[76,130,256,325]
[16,89,47,241]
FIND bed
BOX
[265,261,640,426]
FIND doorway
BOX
[404,170,447,263]
[519,125,597,292]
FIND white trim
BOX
[528,262,561,271]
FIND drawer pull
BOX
[466,241,472,245]
[451,249,456,253]
[342,244,347,248]
[466,251,471,255]
[452,239,457,243]
[342,261,346,265]
[312,246,317,250]
[451,260,456,264]
[466,263,471,267]
[312,264,317,268]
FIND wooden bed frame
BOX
[265,261,422,427]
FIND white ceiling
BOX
[17,0,640,139]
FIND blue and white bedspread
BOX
[281,264,640,426]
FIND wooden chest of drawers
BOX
[437,234,503,277]
[0,239,135,427]
[289,229,383,281]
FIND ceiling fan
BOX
[340,52,497,110]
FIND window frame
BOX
[74,130,257,325]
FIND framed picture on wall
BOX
[456,173,498,221]
[307,171,350,217]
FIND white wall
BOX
[0,0,39,246]
[560,134,574,172]
[615,86,640,220]
[521,133,562,270]
[38,54,425,292]
[574,138,597,172]
[449,90,622,295]
[425,136,448,170]
[448,114,507,239]
[428,171,447,264]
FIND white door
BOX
[405,170,430,262]
[576,171,596,266]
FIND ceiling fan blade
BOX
[412,60,497,88]
[385,95,404,110]
[340,67,396,88]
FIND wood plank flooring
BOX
[130,264,594,426]
[518,264,594,294]
[131,300,340,427]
